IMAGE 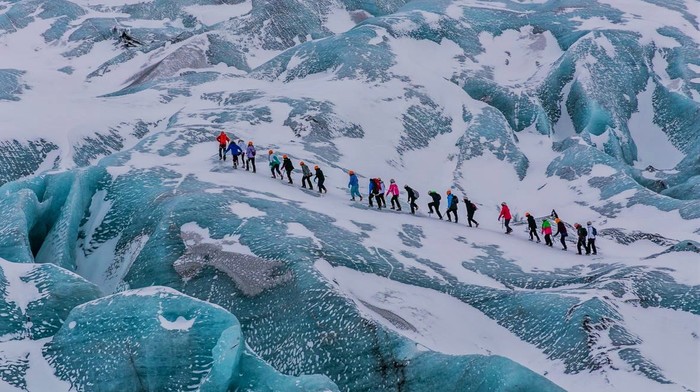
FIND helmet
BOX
[446,190,451,194]
[283,154,288,159]
[300,161,305,165]
[574,223,580,228]
[348,170,354,175]
[555,218,561,223]
[248,141,253,146]
[525,212,530,216]
[268,149,273,154]
[314,165,319,170]
[429,190,435,194]
[390,179,395,183]
[587,221,592,225]
[501,202,507,206]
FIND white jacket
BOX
[587,225,596,239]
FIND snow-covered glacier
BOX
[0,0,698,391]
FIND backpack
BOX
[250,146,256,156]
[592,227,597,236]
[373,179,381,194]
[471,202,477,211]
[414,190,419,199]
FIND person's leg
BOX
[505,219,511,233]
[577,238,583,254]
[395,196,401,211]
[428,202,434,213]
[529,229,534,240]
[561,235,567,250]
[251,158,256,173]
[219,145,224,159]
[589,239,596,255]
[246,158,250,170]
[534,229,540,242]
[287,170,293,183]
[436,206,443,220]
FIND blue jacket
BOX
[348,174,358,188]
[447,194,457,209]
[368,180,375,194]
[226,143,242,155]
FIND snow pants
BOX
[375,194,386,209]
[317,178,326,193]
[428,202,442,219]
[219,144,226,160]
[560,234,567,250]
[577,237,590,254]
[390,195,401,210]
[246,157,256,172]
[285,169,293,184]
[503,219,512,233]
[544,234,553,246]
[302,175,313,189]
[271,163,282,178]
[350,185,361,200]
[408,197,418,214]
[446,207,458,222]
[529,227,540,241]
[467,212,478,227]
[588,238,597,255]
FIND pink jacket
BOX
[386,183,399,196]
[542,226,553,235]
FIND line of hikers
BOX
[217,131,597,255]
[216,132,326,193]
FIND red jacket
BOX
[216,132,230,145]
[499,205,512,220]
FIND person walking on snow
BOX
[314,165,326,193]
[225,141,243,168]
[463,197,479,228]
[348,171,362,201]
[427,191,443,220]
[575,223,590,255]
[300,162,313,189]
[498,202,513,234]
[586,221,597,255]
[237,140,246,168]
[282,155,294,184]
[386,179,401,211]
[368,178,377,207]
[245,141,256,173]
[374,178,386,209]
[525,212,541,242]
[268,150,282,178]
[541,219,553,247]
[216,131,230,161]
[404,186,419,214]
[445,190,458,223]
[553,218,568,250]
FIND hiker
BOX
[314,165,326,193]
[374,178,386,209]
[225,141,243,168]
[368,178,377,207]
[236,140,246,168]
[300,161,313,190]
[348,171,362,201]
[245,141,256,173]
[404,185,419,214]
[541,219,553,247]
[445,190,458,223]
[216,131,230,160]
[427,191,443,220]
[553,218,568,250]
[575,223,590,255]
[463,197,479,228]
[268,150,282,178]
[586,221,597,255]
[525,212,541,242]
[282,155,294,184]
[386,179,401,211]
[498,202,513,234]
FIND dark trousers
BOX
[504,219,512,233]
[246,157,256,172]
[544,234,553,246]
[428,202,442,219]
[285,169,293,183]
[467,212,478,227]
[232,154,240,168]
[446,207,458,222]
[577,237,589,254]
[588,238,597,255]
[529,228,540,241]
[560,235,567,250]
[271,164,281,178]
[408,197,418,214]
[390,195,401,210]
[375,194,386,209]
[317,179,326,193]
[302,175,313,189]
[218,144,226,159]
[368,193,375,206]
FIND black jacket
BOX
[527,215,537,230]
[577,227,588,238]
[405,186,416,201]
[464,198,477,214]
[314,168,324,181]
[282,158,294,171]
[554,221,567,236]
[429,192,441,203]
